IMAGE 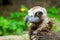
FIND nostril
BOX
[30,15,33,17]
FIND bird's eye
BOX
[35,12,43,16]
[37,12,43,15]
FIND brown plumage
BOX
[29,18,60,40]
[24,6,60,40]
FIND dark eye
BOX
[37,12,43,15]
[35,12,43,16]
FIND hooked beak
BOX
[24,15,29,26]
[24,15,40,26]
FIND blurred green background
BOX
[0,0,60,36]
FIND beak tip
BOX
[24,15,29,27]
[24,15,29,23]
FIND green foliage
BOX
[47,7,60,22]
[47,7,60,33]
[20,5,29,12]
[0,5,28,35]
[10,12,27,20]
[0,6,60,36]
[52,25,60,33]
[0,16,27,35]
